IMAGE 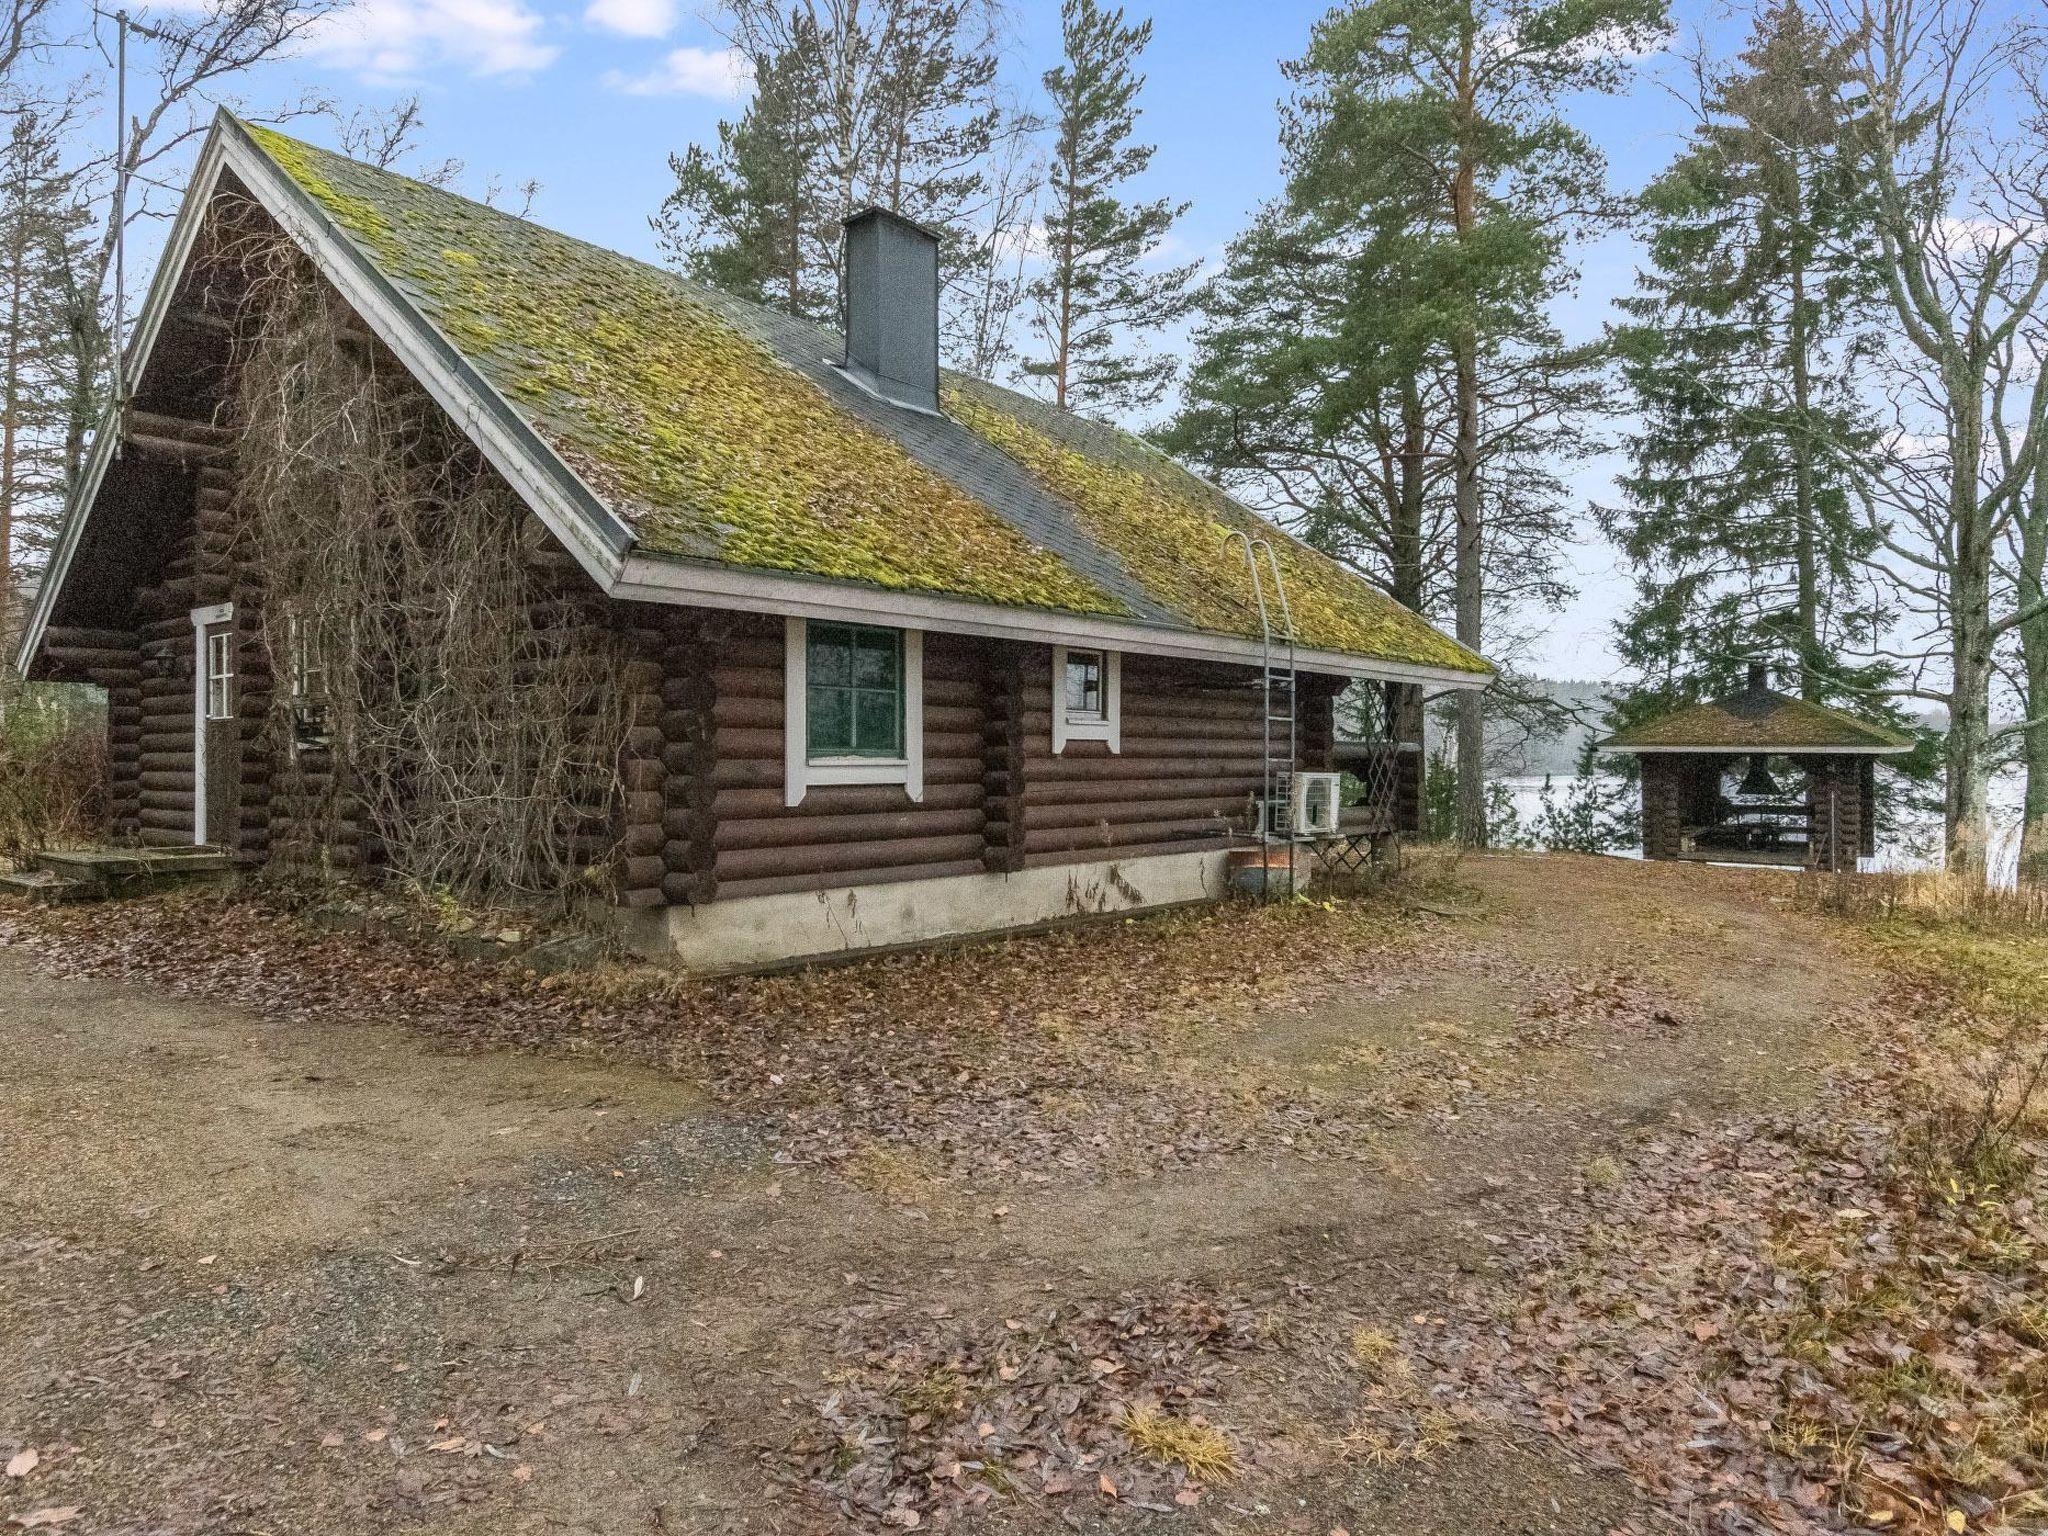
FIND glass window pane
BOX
[808,625,852,687]
[852,629,899,689]
[808,686,852,755]
[1065,652,1103,718]
[854,689,902,756]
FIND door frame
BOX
[190,602,233,846]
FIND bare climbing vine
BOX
[222,213,629,904]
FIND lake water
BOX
[1497,772,2027,885]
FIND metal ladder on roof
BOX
[1224,530,1298,902]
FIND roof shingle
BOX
[239,122,1486,677]
[1603,682,1914,753]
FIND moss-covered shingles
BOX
[245,126,1119,616]
[1607,695,1913,752]
[243,124,1487,675]
[944,379,1488,673]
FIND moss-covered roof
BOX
[1604,682,1915,753]
[237,121,1486,676]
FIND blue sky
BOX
[115,0,1738,680]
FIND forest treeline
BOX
[2,0,2046,881]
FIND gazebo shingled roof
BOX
[1603,666,1914,756]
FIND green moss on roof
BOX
[1605,689,1914,752]
[244,124,1118,616]
[238,122,1487,676]
[944,379,1489,672]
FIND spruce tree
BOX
[1606,0,1887,711]
[1269,0,1663,845]
[0,109,93,658]
[1019,0,1195,415]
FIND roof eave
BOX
[614,551,1492,687]
[1603,740,1915,755]
[22,113,1490,694]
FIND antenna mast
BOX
[95,7,177,418]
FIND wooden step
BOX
[34,847,235,879]
[0,868,94,904]
[28,846,237,900]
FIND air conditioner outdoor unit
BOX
[1291,772,1342,838]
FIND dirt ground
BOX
[0,854,1879,1535]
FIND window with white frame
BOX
[1051,644,1120,754]
[204,630,234,720]
[784,617,923,806]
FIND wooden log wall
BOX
[704,614,990,902]
[132,522,199,848]
[653,609,718,907]
[1804,757,1864,873]
[1860,756,1878,860]
[614,613,671,910]
[225,462,274,867]
[1015,651,1266,869]
[1391,683,1426,836]
[1640,756,1683,861]
[981,643,1028,875]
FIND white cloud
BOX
[584,0,676,37]
[604,43,752,98]
[307,0,559,80]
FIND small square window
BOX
[1051,645,1120,755]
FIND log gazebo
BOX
[1602,664,1915,872]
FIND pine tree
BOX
[1019,0,1195,416]
[0,109,94,662]
[657,32,832,318]
[1606,1,1888,710]
[657,0,1020,346]
[1272,0,1664,845]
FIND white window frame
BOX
[784,616,923,807]
[1051,644,1120,754]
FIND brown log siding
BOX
[704,615,992,901]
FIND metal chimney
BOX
[841,207,940,413]
[1747,660,1771,690]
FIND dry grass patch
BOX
[1120,1404,1236,1482]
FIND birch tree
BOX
[1825,0,2048,879]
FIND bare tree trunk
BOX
[1393,374,1426,614]
[1947,387,1994,879]
[1788,239,1821,700]
[2018,452,2048,883]
[1450,28,1486,849]
[1453,331,1484,847]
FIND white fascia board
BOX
[614,553,1491,690]
[211,122,632,587]
[22,113,1493,705]
[1613,743,1913,756]
[16,129,235,676]
[20,114,636,674]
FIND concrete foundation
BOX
[621,848,1235,972]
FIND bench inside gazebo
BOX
[1602,664,1915,872]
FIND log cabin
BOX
[1603,663,1914,872]
[19,112,1489,969]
